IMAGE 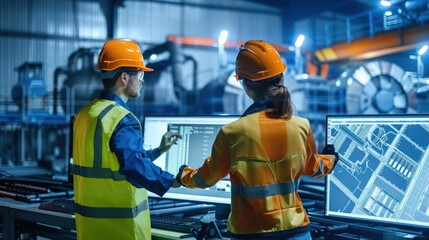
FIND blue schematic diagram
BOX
[325,115,429,229]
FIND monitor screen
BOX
[143,115,240,204]
[325,114,429,229]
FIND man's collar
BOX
[99,90,129,110]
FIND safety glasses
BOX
[127,71,145,82]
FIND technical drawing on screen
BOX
[143,115,239,204]
[325,114,429,229]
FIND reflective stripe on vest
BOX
[194,172,211,188]
[94,104,116,168]
[73,164,126,181]
[231,180,298,198]
[75,199,149,218]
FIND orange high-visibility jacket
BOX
[180,110,336,237]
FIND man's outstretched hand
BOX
[159,131,182,153]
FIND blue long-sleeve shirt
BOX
[99,91,174,196]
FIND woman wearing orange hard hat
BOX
[176,40,338,239]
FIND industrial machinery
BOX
[290,60,427,151]
[11,62,48,114]
[416,77,429,112]
[55,48,101,116]
[337,60,416,114]
[138,41,250,116]
[291,60,419,116]
[53,41,248,119]
[1,62,68,174]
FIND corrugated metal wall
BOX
[0,0,281,113]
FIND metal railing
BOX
[318,5,429,48]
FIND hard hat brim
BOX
[140,66,154,72]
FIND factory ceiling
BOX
[243,0,428,21]
[243,0,429,63]
[95,0,429,62]
[244,0,380,21]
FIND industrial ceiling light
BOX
[218,30,229,69]
[385,11,393,16]
[380,0,391,7]
[417,45,428,78]
[218,30,228,45]
[418,45,428,56]
[294,34,305,74]
[295,34,305,48]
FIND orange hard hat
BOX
[96,39,153,72]
[235,40,286,81]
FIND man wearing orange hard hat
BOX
[73,39,182,240]
[176,40,338,239]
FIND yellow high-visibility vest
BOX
[73,99,151,240]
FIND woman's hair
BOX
[242,74,293,119]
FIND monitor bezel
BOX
[324,113,429,231]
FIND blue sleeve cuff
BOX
[144,148,162,162]
[175,165,187,186]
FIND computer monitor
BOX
[143,115,240,204]
[325,114,429,230]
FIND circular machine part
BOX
[337,60,416,114]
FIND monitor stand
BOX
[422,229,428,238]
[215,203,230,220]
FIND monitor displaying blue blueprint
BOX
[325,114,429,229]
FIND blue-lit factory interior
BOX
[1,0,429,239]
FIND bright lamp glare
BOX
[218,30,228,45]
[418,45,428,56]
[380,0,391,7]
[295,34,305,48]
[385,11,392,16]
[150,54,157,61]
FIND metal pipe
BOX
[53,68,68,114]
